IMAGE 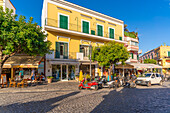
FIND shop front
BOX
[2,55,44,81]
[47,59,79,81]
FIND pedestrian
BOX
[19,68,24,80]
[30,68,35,81]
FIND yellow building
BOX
[0,0,16,15]
[42,0,127,80]
[154,45,170,75]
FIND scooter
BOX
[78,79,99,90]
[99,76,115,89]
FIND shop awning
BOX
[115,62,162,69]
[3,55,43,68]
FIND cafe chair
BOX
[17,79,28,88]
[9,78,16,88]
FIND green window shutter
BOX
[97,25,103,36]
[82,21,89,34]
[91,30,95,35]
[168,51,170,57]
[109,28,114,39]
[119,36,122,40]
[137,55,139,60]
[60,15,68,29]
[63,43,68,59]
[131,53,134,59]
[55,42,60,58]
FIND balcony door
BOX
[80,45,90,60]
[55,42,68,59]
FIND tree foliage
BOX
[144,59,157,64]
[0,7,51,75]
[92,41,129,67]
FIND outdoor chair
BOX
[9,78,16,88]
[17,79,28,88]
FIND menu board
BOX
[1,74,7,84]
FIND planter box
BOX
[47,78,52,83]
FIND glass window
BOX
[55,42,68,59]
[60,44,64,55]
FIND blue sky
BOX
[11,0,170,55]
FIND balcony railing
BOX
[45,18,123,40]
[46,51,89,60]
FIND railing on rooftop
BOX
[45,18,123,40]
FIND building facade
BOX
[0,0,15,15]
[140,45,170,75]
[124,34,141,63]
[41,0,127,80]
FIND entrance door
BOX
[62,65,68,81]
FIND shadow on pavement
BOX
[91,87,170,113]
[0,91,80,113]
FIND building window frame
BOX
[55,41,69,59]
[58,13,70,30]
[168,51,170,57]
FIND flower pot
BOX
[47,78,52,83]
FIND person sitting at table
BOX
[19,68,24,80]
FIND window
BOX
[151,53,153,59]
[59,14,68,29]
[80,45,90,57]
[148,55,150,59]
[131,41,138,46]
[60,44,64,55]
[82,21,89,34]
[137,55,139,60]
[97,24,103,36]
[157,52,159,58]
[131,53,134,59]
[168,51,170,57]
[109,28,114,39]
[55,42,68,59]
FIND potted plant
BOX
[47,76,54,83]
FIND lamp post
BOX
[90,45,92,78]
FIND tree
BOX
[0,7,52,77]
[92,41,129,76]
[144,59,157,64]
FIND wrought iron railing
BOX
[45,18,123,40]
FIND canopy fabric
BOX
[3,55,43,68]
[115,62,162,69]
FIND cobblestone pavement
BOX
[0,81,169,113]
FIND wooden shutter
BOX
[97,25,103,36]
[64,43,68,59]
[83,21,89,34]
[131,53,134,59]
[60,15,68,29]
[109,28,114,39]
[55,42,60,58]
[168,51,170,57]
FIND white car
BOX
[136,73,163,87]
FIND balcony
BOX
[44,18,126,44]
[46,51,89,61]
